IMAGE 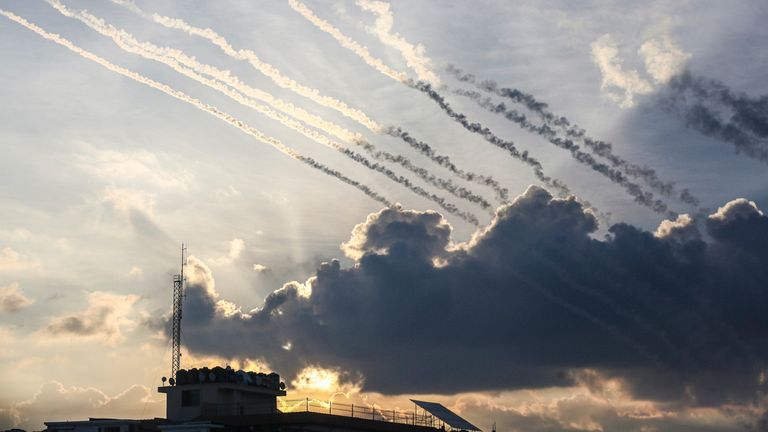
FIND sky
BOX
[1,0,767,431]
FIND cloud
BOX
[210,238,246,265]
[0,381,162,431]
[0,247,41,273]
[0,282,34,312]
[171,186,768,410]
[101,186,157,215]
[591,34,654,107]
[253,264,269,273]
[590,33,691,108]
[42,291,140,345]
[639,36,691,83]
[128,265,143,277]
[77,147,192,191]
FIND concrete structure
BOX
[43,365,479,432]
[158,381,285,421]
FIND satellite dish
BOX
[169,377,175,386]
[161,377,167,384]
[279,382,286,390]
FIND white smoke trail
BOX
[356,0,440,86]
[287,0,407,83]
[108,0,507,205]
[46,0,359,144]
[46,0,490,220]
[0,8,393,208]
[109,0,382,132]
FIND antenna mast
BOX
[171,243,186,382]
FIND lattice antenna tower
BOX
[171,243,186,383]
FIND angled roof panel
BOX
[411,400,481,431]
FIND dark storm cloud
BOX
[176,186,768,406]
[662,71,768,163]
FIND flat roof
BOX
[202,411,439,432]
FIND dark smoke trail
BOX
[455,88,673,215]
[356,140,494,212]
[380,127,510,203]
[446,65,699,208]
[662,71,768,163]
[408,80,572,198]
[409,81,615,222]
[338,146,481,226]
[298,155,393,207]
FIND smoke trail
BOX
[286,1,588,209]
[287,0,407,82]
[446,65,699,208]
[662,71,768,163]
[45,0,485,223]
[409,81,571,196]
[109,0,382,132]
[355,0,440,86]
[454,88,673,215]
[46,0,357,145]
[110,0,507,204]
[381,126,510,203]
[0,8,393,209]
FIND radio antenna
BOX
[170,243,186,382]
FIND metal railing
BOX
[201,398,438,428]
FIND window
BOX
[181,390,200,407]
[101,427,120,432]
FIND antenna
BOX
[170,243,186,383]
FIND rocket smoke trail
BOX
[109,0,381,132]
[45,0,485,223]
[0,9,393,209]
[287,0,407,83]
[446,65,699,208]
[381,127,510,202]
[410,81,572,198]
[111,0,508,205]
[287,1,585,206]
[356,0,440,86]
[454,88,672,215]
[662,71,768,163]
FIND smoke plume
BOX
[662,71,768,163]
[0,8,394,210]
[453,88,673,215]
[109,0,382,132]
[46,0,484,224]
[446,65,699,208]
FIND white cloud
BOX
[101,186,157,215]
[210,238,246,265]
[591,33,691,107]
[42,291,140,346]
[128,266,143,277]
[0,247,41,273]
[78,148,192,191]
[590,34,654,108]
[1,381,162,431]
[253,263,269,273]
[639,36,691,83]
[216,185,241,199]
[0,282,34,312]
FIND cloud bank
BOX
[172,186,767,410]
